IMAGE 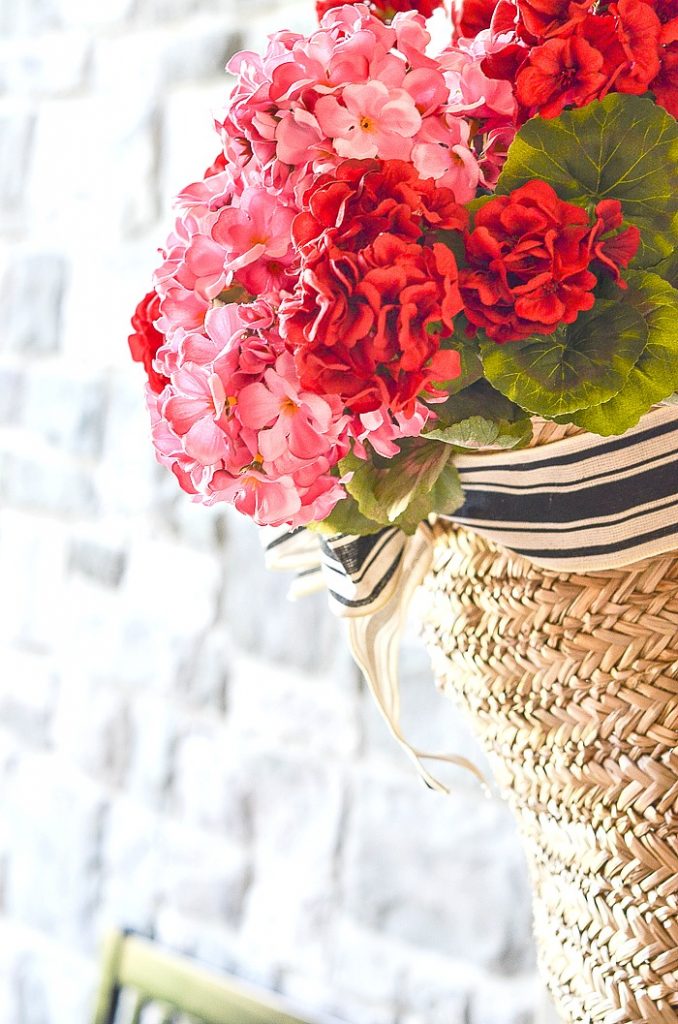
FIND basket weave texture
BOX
[420,525,678,1024]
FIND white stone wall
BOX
[0,2,554,1022]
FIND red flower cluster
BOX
[128,290,170,394]
[460,180,640,342]
[281,160,467,415]
[470,0,678,119]
[316,0,443,21]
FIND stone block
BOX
[0,0,60,35]
[134,0,202,20]
[0,31,90,96]
[53,0,136,27]
[96,373,160,514]
[218,509,348,675]
[0,921,98,1024]
[227,653,359,760]
[172,622,230,709]
[58,531,219,692]
[0,105,35,235]
[0,511,68,652]
[328,918,407,1005]
[51,670,132,786]
[400,953,479,1024]
[3,754,106,946]
[67,534,126,589]
[0,449,98,518]
[170,726,250,842]
[156,820,250,924]
[0,250,67,355]
[0,648,57,745]
[99,797,163,934]
[341,775,534,968]
[470,974,541,1024]
[26,97,159,245]
[94,18,241,106]
[126,692,179,806]
[0,366,25,424]
[21,366,107,458]
[238,753,345,974]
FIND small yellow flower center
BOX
[281,397,299,415]
[359,116,376,133]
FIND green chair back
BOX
[92,930,339,1024]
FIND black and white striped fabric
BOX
[266,403,678,615]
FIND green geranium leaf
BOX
[425,380,533,448]
[653,250,678,288]
[311,493,385,537]
[428,379,527,427]
[562,272,678,435]
[427,415,532,450]
[498,94,678,269]
[341,439,464,535]
[480,301,648,418]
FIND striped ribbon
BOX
[264,403,678,792]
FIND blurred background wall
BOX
[0,1,551,1022]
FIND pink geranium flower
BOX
[208,468,304,525]
[315,81,422,159]
[239,361,345,466]
[352,402,431,458]
[212,188,296,295]
[164,364,229,466]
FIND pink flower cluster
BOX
[218,2,517,201]
[133,4,518,528]
[149,299,349,525]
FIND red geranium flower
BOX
[282,160,466,415]
[587,200,641,282]
[453,0,498,38]
[606,0,662,91]
[128,290,170,395]
[516,0,594,39]
[294,158,467,251]
[515,35,607,116]
[460,180,639,343]
[316,0,443,21]
[650,40,678,113]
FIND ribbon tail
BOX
[344,523,488,795]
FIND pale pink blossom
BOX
[212,188,296,295]
[316,81,422,159]
[412,140,481,201]
[238,353,348,468]
[208,468,304,525]
[164,364,230,466]
[352,403,430,458]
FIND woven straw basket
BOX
[419,420,678,1024]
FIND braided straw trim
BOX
[419,526,678,1024]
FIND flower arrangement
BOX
[129,0,678,537]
